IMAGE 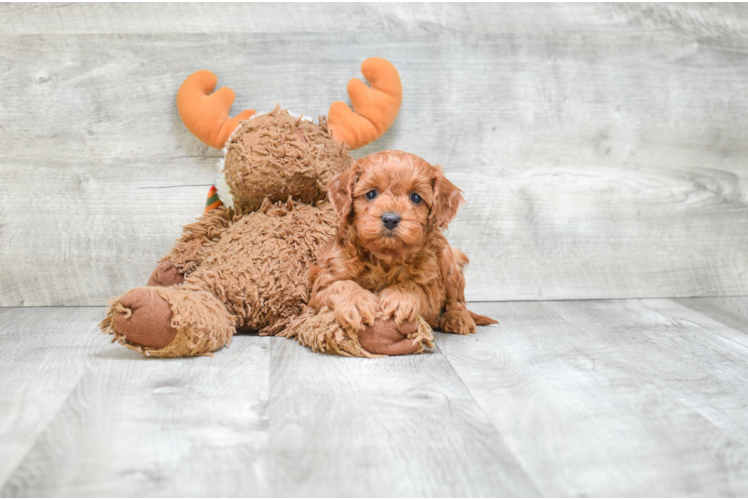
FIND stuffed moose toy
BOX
[101,57,436,357]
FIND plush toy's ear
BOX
[177,70,256,149]
[327,163,361,221]
[328,58,402,150]
[428,166,464,231]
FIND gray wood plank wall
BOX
[2,3,748,306]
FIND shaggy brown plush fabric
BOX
[224,107,350,210]
[162,206,235,276]
[181,198,339,335]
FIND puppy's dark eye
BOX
[409,193,422,204]
[366,190,378,200]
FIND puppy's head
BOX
[328,150,463,257]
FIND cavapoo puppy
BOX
[309,150,497,352]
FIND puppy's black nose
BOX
[381,212,401,230]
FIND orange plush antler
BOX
[328,58,402,150]
[176,70,255,149]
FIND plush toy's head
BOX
[216,107,350,211]
[176,58,403,212]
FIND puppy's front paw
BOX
[378,289,422,324]
[334,290,378,331]
[438,309,477,335]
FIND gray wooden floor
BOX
[2,297,748,497]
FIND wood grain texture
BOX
[266,337,538,497]
[3,301,748,495]
[0,306,537,497]
[437,300,748,496]
[0,307,105,488]
[676,296,748,337]
[1,317,271,497]
[2,3,748,305]
[3,3,748,36]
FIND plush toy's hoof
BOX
[282,309,433,358]
[147,261,185,287]
[358,318,425,356]
[101,286,236,358]
[111,288,177,348]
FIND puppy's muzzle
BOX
[381,212,401,230]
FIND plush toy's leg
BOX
[281,308,434,357]
[148,206,235,286]
[100,286,235,357]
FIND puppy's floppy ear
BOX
[327,162,360,221]
[429,165,464,231]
